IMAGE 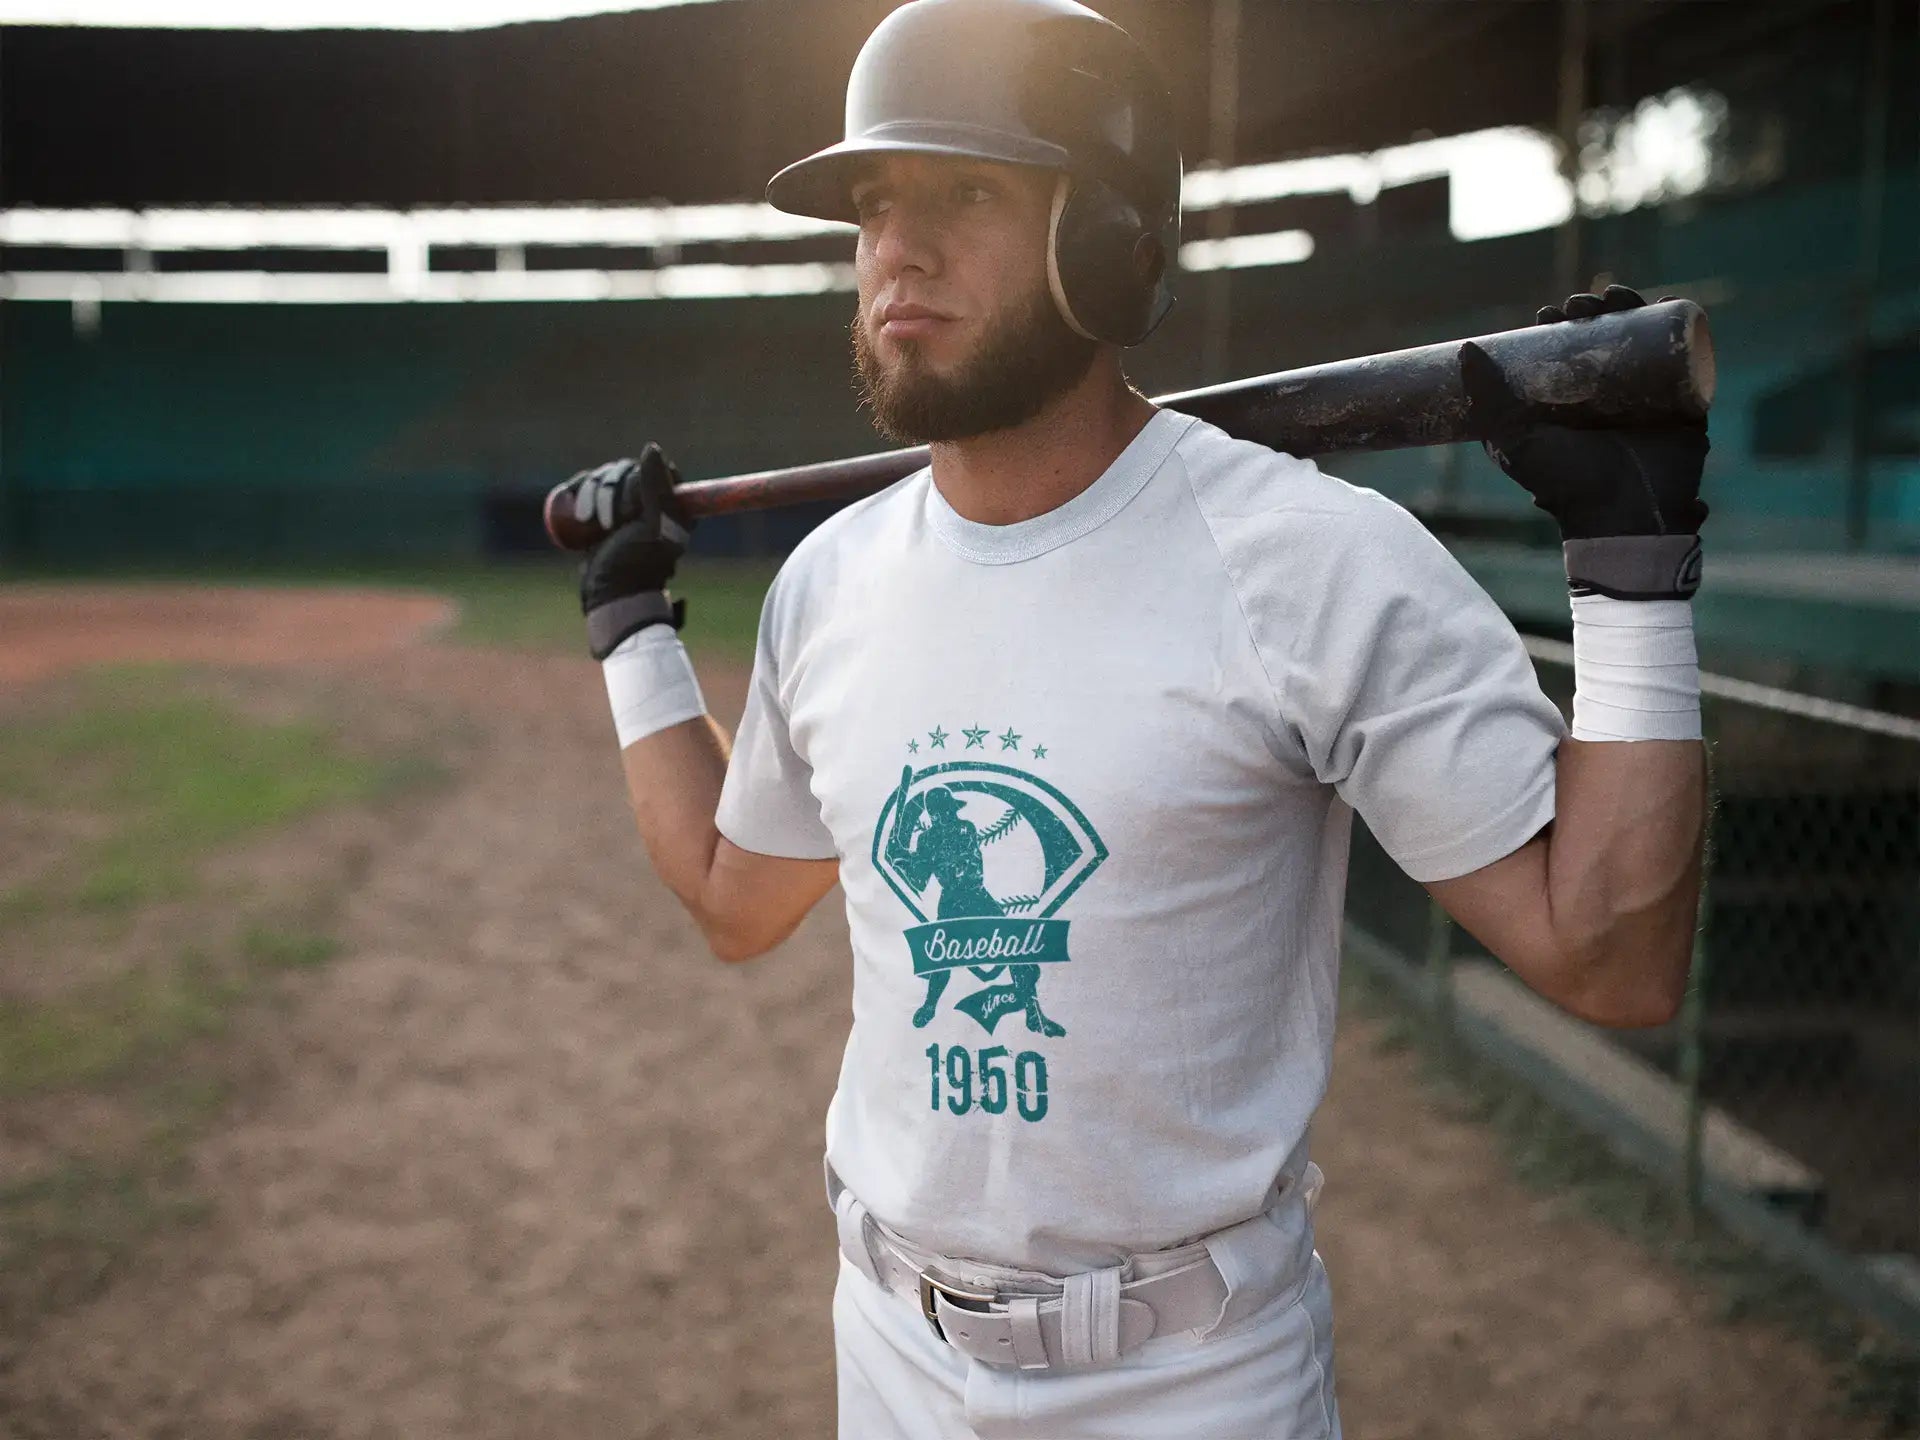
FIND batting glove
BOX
[1461,284,1709,601]
[567,444,698,659]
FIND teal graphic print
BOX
[872,751,1107,1040]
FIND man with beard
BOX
[560,1,1708,1434]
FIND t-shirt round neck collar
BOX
[922,407,1197,565]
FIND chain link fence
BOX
[1341,636,1920,1348]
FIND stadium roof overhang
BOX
[1,0,1858,211]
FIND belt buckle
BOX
[917,1266,998,1343]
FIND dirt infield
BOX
[0,586,1869,1439]
[0,584,456,685]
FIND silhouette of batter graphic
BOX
[887,782,1066,1037]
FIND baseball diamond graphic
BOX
[872,760,1108,1038]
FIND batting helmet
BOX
[921,785,963,820]
[766,0,1182,347]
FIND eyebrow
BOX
[850,162,1003,197]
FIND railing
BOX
[1341,638,1920,1344]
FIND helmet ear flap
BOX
[1046,174,1177,347]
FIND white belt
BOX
[827,1161,1323,1374]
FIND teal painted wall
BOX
[3,171,1916,563]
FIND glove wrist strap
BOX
[586,590,685,661]
[1570,595,1701,742]
[1563,534,1703,601]
[602,623,708,748]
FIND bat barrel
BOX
[1156,297,1712,456]
[545,298,1712,547]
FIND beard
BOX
[850,281,1099,444]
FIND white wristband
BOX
[602,625,708,748]
[1570,594,1702,742]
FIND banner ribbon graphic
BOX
[904,918,1072,976]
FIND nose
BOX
[864,200,942,280]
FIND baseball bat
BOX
[545,297,1713,551]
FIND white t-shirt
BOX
[714,408,1567,1273]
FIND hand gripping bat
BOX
[546,297,1713,549]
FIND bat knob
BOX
[543,481,604,553]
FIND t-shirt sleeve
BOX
[713,575,839,862]
[1273,491,1568,883]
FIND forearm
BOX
[1450,281,1715,1026]
[602,630,835,962]
[602,623,741,945]
[572,450,837,962]
[1545,735,1706,1025]
[618,713,734,924]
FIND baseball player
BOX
[560,1,1708,1434]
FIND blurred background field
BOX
[1,587,1902,1440]
[2,559,781,656]
[0,661,446,1343]
[0,560,767,1371]
[2,0,1918,1435]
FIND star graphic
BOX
[962,726,989,749]
[1031,744,1047,759]
[928,726,949,749]
[907,738,919,754]
[999,727,1021,751]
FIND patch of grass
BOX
[418,560,581,651]
[424,557,777,659]
[0,950,238,1096]
[0,671,421,920]
[242,924,342,971]
[0,1158,206,1328]
[143,1071,234,1139]
[1339,961,1920,1436]
[69,856,173,912]
[0,668,441,1336]
[366,751,451,796]
[0,929,360,1331]
[0,886,53,925]
[0,927,355,1098]
[673,558,783,660]
[0,930,344,1329]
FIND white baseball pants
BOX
[832,1249,1342,1439]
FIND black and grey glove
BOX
[1460,284,1709,600]
[563,444,697,659]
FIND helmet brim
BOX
[766,123,1073,224]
